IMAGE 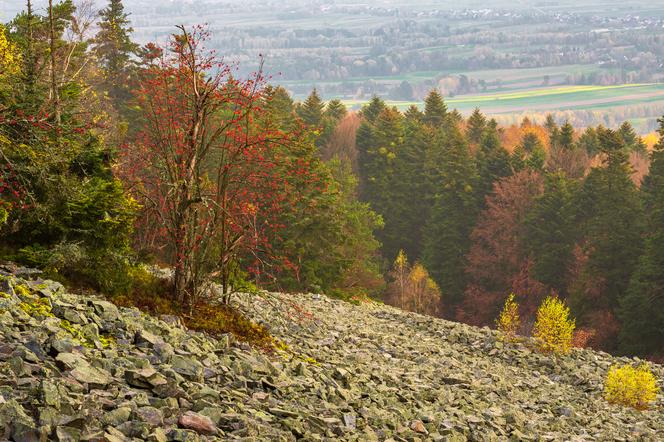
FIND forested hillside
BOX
[329,89,664,359]
[0,0,663,367]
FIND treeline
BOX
[0,2,383,309]
[306,88,664,359]
[493,106,664,136]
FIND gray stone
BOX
[136,406,164,427]
[103,407,132,427]
[70,363,113,386]
[56,426,82,442]
[0,400,39,442]
[90,300,120,321]
[171,355,204,382]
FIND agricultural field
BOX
[342,83,664,113]
[280,65,618,100]
[341,83,664,132]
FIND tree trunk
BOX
[48,0,61,125]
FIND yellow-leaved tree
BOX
[0,25,21,81]
[605,364,659,410]
[496,293,520,342]
[386,250,442,316]
[532,295,575,354]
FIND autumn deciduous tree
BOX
[385,250,441,316]
[460,170,545,325]
[124,26,296,307]
[321,112,361,172]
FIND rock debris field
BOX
[0,270,662,441]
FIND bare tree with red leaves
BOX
[123,26,297,308]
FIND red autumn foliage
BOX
[459,170,545,326]
[321,112,361,172]
[122,26,315,306]
[508,258,551,326]
[573,310,620,351]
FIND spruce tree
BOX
[476,122,512,201]
[559,121,575,150]
[466,108,486,145]
[297,88,325,127]
[572,128,644,314]
[356,107,405,261]
[619,117,664,356]
[95,0,138,102]
[356,97,386,197]
[404,104,424,123]
[325,99,347,121]
[422,122,479,307]
[524,172,579,294]
[360,95,386,123]
[398,115,430,260]
[618,121,647,153]
[262,86,296,130]
[545,114,559,149]
[423,89,447,127]
[578,127,600,157]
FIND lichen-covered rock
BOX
[0,271,662,441]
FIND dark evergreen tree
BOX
[398,115,430,260]
[297,88,325,127]
[404,104,424,123]
[423,89,447,127]
[356,97,385,196]
[94,0,138,102]
[619,117,664,356]
[262,86,296,130]
[356,107,405,261]
[544,114,559,149]
[422,122,479,307]
[524,172,579,295]
[476,123,512,201]
[325,99,347,121]
[578,127,600,157]
[448,109,463,125]
[466,108,486,145]
[572,127,644,315]
[360,95,386,123]
[559,121,575,150]
[618,121,647,153]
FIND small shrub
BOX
[0,202,9,225]
[605,364,659,410]
[111,270,274,350]
[496,293,520,342]
[532,295,575,354]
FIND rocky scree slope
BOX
[0,270,662,441]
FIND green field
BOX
[340,83,664,115]
[279,64,622,101]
